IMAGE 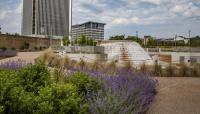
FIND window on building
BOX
[190,57,197,64]
[180,56,185,63]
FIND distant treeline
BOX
[109,35,200,47]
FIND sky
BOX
[0,0,200,39]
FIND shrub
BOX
[0,70,21,113]
[52,68,65,83]
[154,62,163,77]
[75,59,87,70]
[63,56,71,68]
[179,63,188,77]
[0,47,7,51]
[0,106,4,113]
[36,49,57,66]
[87,72,157,114]
[188,64,200,77]
[35,83,87,114]
[66,72,100,95]
[5,86,37,114]
[164,64,175,77]
[105,60,117,75]
[11,47,16,51]
[122,61,133,72]
[18,62,50,93]
[34,46,39,51]
[89,59,103,71]
[20,42,30,50]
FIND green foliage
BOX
[20,42,30,50]
[63,36,70,46]
[147,37,157,47]
[87,38,95,46]
[0,64,90,114]
[75,35,96,46]
[79,35,87,46]
[11,47,16,51]
[18,62,50,93]
[0,70,19,111]
[126,36,143,45]
[0,70,36,114]
[0,47,7,51]
[52,68,65,83]
[190,36,200,47]
[66,72,100,95]
[109,35,125,40]
[0,106,4,113]
[35,83,86,114]
[5,87,36,114]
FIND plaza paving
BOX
[147,77,200,114]
[0,52,42,63]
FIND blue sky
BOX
[0,0,200,39]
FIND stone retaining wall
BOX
[0,34,61,50]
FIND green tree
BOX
[63,36,70,46]
[74,35,96,46]
[147,37,157,47]
[79,35,87,46]
[126,36,143,45]
[109,35,125,40]
[190,36,200,47]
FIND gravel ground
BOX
[0,52,42,63]
[147,77,200,114]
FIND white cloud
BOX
[0,0,200,37]
[0,0,22,34]
[0,10,9,20]
[141,0,161,4]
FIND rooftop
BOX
[72,21,106,27]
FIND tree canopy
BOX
[109,35,125,40]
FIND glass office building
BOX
[72,21,105,40]
[22,0,72,37]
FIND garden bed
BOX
[0,50,17,57]
[0,58,158,114]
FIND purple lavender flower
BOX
[87,73,157,114]
[66,67,158,114]
[0,59,31,70]
[0,50,17,57]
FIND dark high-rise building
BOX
[22,0,72,37]
[72,21,105,40]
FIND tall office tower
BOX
[72,21,105,40]
[22,0,72,37]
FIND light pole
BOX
[0,25,2,34]
[42,22,53,48]
[174,35,177,48]
[69,0,72,45]
[136,31,138,38]
[189,30,191,46]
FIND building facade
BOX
[22,0,72,37]
[72,21,105,40]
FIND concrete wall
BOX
[64,53,107,62]
[0,34,61,50]
[171,52,200,64]
[146,47,200,52]
[53,46,104,54]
